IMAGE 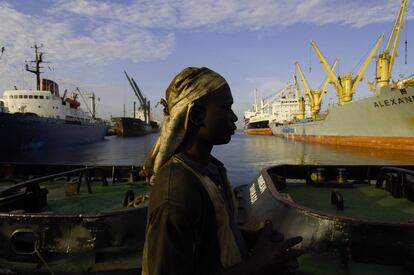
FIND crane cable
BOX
[309,44,312,73]
[404,1,409,65]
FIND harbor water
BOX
[1,131,413,186]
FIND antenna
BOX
[25,44,45,90]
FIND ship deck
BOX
[44,180,150,214]
[283,180,414,223]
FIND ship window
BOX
[38,106,41,108]
[39,96,44,99]
[34,95,38,99]
[29,95,33,99]
[24,95,28,99]
[13,95,18,99]
[19,95,23,99]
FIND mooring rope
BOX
[35,247,56,275]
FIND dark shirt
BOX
[143,153,245,275]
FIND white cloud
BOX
[0,2,175,67]
[0,1,176,93]
[1,0,409,75]
[49,0,413,31]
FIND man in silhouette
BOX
[142,67,302,275]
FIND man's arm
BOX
[144,202,197,275]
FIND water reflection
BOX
[0,134,158,166]
[214,132,414,185]
[0,131,412,186]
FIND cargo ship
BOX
[244,80,311,135]
[0,45,107,151]
[270,0,414,151]
[112,72,159,137]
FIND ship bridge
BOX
[2,90,91,122]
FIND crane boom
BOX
[376,0,408,87]
[385,0,407,51]
[131,78,147,106]
[352,33,385,92]
[319,58,339,105]
[295,63,310,94]
[388,0,407,75]
[310,40,342,96]
[293,75,301,99]
[124,71,144,106]
[295,62,314,107]
[312,33,384,104]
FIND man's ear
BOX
[189,104,206,127]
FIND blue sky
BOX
[0,0,413,128]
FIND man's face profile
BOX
[197,84,238,145]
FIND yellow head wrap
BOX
[144,67,227,184]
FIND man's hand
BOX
[249,220,302,274]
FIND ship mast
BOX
[311,33,384,105]
[25,44,44,90]
[376,0,408,88]
[295,58,337,118]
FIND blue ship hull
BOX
[0,113,108,151]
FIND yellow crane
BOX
[295,58,338,118]
[310,33,384,105]
[293,75,305,120]
[376,0,408,88]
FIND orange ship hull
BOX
[244,128,273,136]
[273,134,414,151]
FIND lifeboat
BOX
[65,98,80,108]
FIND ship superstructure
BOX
[270,0,414,151]
[271,78,312,125]
[244,81,311,135]
[244,89,273,135]
[0,44,107,151]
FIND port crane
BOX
[124,71,150,124]
[295,58,338,118]
[375,0,408,88]
[310,33,384,105]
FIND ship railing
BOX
[0,167,108,197]
[376,166,414,201]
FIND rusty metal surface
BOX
[236,164,414,273]
[0,164,148,273]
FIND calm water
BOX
[2,131,414,186]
